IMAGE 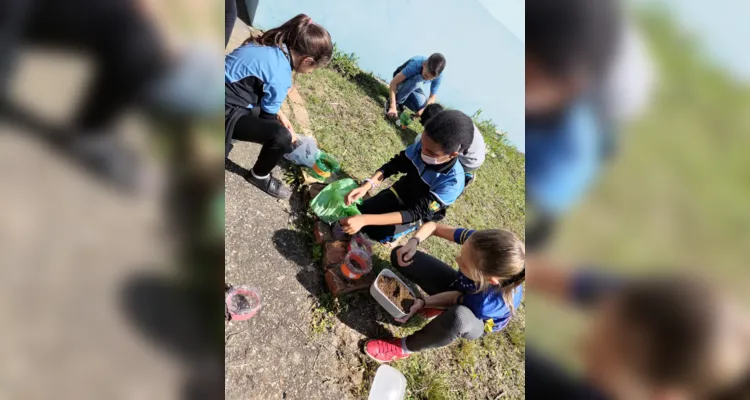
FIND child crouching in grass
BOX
[339,110,473,244]
[363,222,525,363]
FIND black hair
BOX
[423,110,474,154]
[426,53,446,76]
[526,0,621,79]
[419,103,445,126]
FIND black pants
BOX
[230,108,293,176]
[20,0,166,133]
[389,248,485,352]
[359,189,419,243]
[225,0,237,48]
[526,346,606,399]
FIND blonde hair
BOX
[465,229,525,314]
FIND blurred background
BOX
[0,0,224,398]
[526,0,750,374]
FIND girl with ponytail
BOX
[364,223,525,363]
[225,14,332,198]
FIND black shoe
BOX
[245,172,292,199]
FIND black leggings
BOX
[20,0,166,133]
[359,189,420,243]
[389,248,485,352]
[225,0,237,48]
[231,109,293,176]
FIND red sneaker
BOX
[364,339,411,363]
[418,308,444,320]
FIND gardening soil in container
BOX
[376,275,415,314]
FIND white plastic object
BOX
[370,269,416,319]
[368,365,406,400]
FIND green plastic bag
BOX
[310,178,362,224]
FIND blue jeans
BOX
[396,74,427,112]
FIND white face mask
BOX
[421,153,443,165]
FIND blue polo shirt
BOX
[449,228,524,332]
[399,56,443,96]
[526,102,603,216]
[225,43,292,114]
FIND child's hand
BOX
[387,106,398,119]
[277,113,295,133]
[396,238,419,266]
[345,185,369,206]
[340,215,365,235]
[394,298,425,323]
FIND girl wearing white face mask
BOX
[339,110,474,244]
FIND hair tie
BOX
[305,16,313,26]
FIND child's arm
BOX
[345,149,411,206]
[526,256,625,308]
[340,212,403,235]
[345,171,385,206]
[424,291,463,308]
[387,73,407,116]
[396,290,463,322]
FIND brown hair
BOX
[613,278,750,399]
[465,229,525,314]
[244,14,333,70]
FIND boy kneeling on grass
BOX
[363,222,525,363]
[339,110,473,244]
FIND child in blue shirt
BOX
[525,0,621,249]
[364,222,525,363]
[385,54,446,120]
[225,14,332,198]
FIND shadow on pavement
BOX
[120,272,223,400]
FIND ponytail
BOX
[243,14,333,70]
[467,230,525,315]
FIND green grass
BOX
[526,7,750,369]
[291,47,526,399]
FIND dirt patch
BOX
[376,276,415,313]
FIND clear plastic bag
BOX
[284,136,320,168]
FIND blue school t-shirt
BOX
[526,101,602,216]
[448,228,524,332]
[399,56,443,96]
[225,43,292,114]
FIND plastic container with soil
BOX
[370,269,417,319]
[309,152,340,182]
[225,286,261,321]
[340,248,373,280]
[348,233,373,255]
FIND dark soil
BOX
[230,293,259,314]
[376,275,415,314]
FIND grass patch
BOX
[291,45,525,399]
[310,292,348,335]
